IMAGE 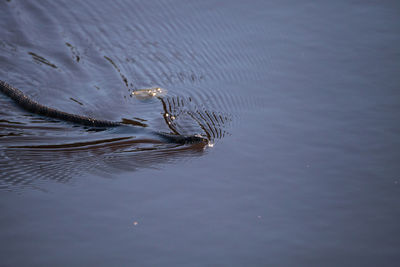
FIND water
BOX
[1,0,400,266]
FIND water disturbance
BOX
[1,0,399,266]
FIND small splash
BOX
[131,87,167,100]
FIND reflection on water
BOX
[0,130,206,190]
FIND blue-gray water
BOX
[1,0,400,266]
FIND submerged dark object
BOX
[0,80,208,145]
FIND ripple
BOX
[0,135,207,191]
[0,0,268,191]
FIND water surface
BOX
[1,0,400,266]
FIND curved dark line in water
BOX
[0,138,206,190]
[0,80,208,145]
[8,136,134,150]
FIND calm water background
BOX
[1,0,400,266]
